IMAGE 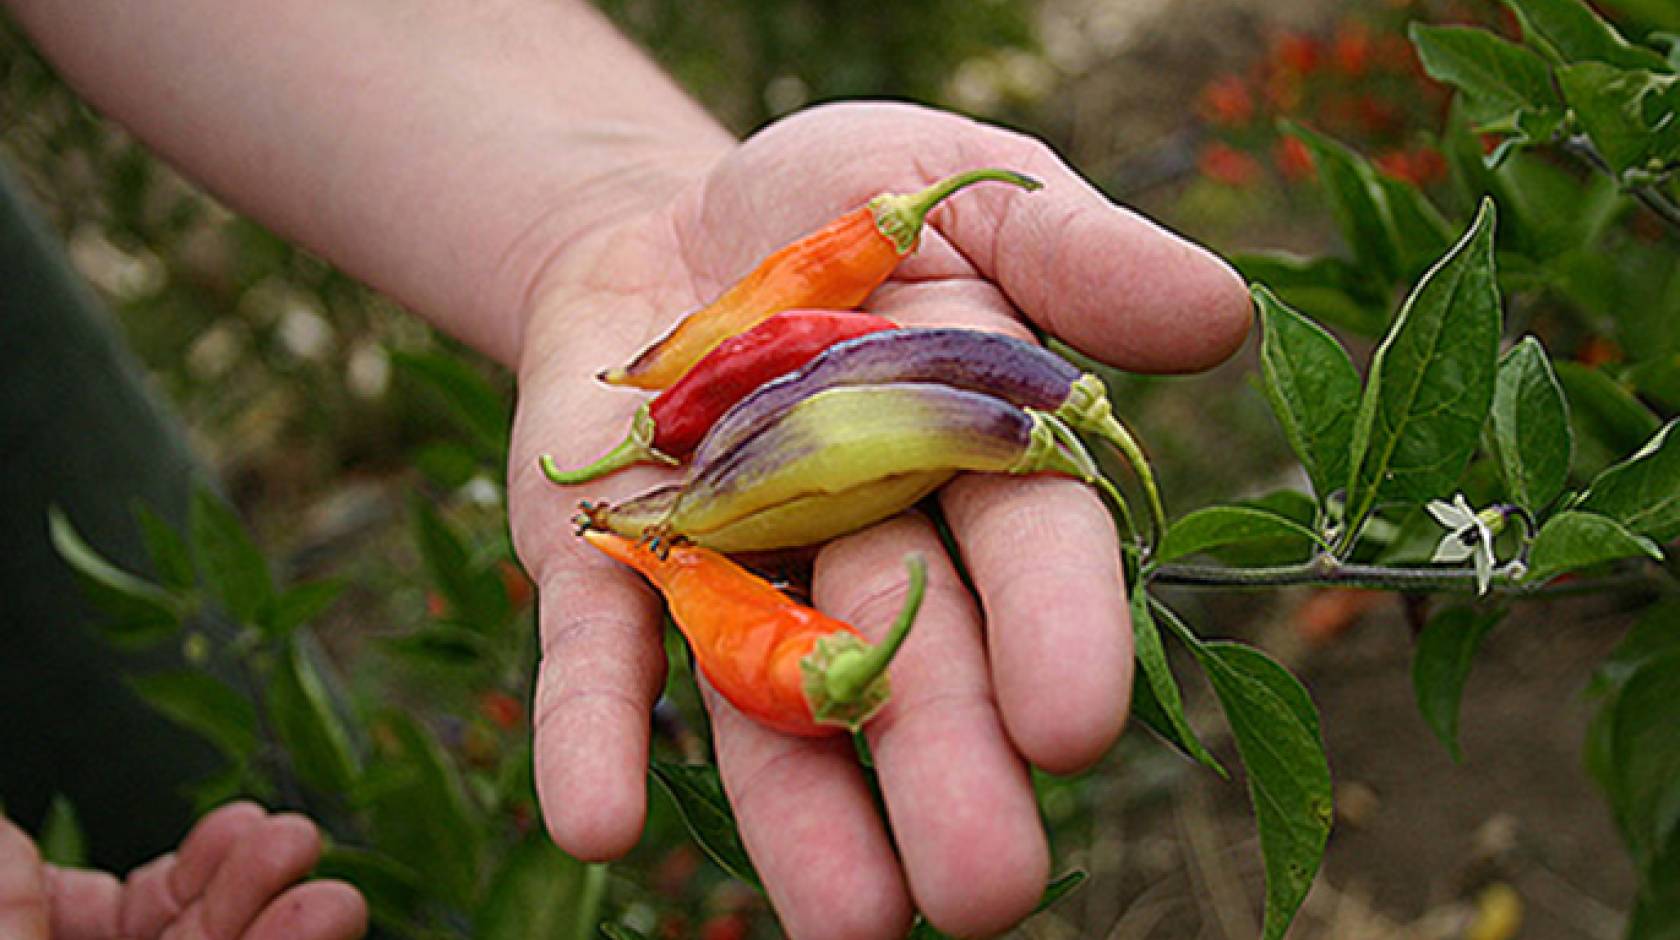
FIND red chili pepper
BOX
[581,530,925,737]
[542,310,896,484]
[598,168,1041,391]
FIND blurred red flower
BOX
[1199,74,1256,126]
[1199,142,1263,187]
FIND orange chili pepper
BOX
[598,168,1041,391]
[581,529,926,736]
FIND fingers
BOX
[706,686,914,940]
[186,812,323,940]
[814,515,1050,938]
[940,475,1133,773]
[168,802,267,908]
[245,881,367,940]
[0,817,49,940]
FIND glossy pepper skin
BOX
[582,382,1110,551]
[581,530,926,736]
[598,168,1041,390]
[697,327,1166,543]
[540,310,896,485]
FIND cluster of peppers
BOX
[547,168,1156,736]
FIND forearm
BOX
[5,0,734,365]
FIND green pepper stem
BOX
[824,553,928,705]
[538,405,676,485]
[1092,413,1167,553]
[871,168,1043,254]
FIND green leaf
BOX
[1283,122,1400,280]
[132,501,195,591]
[266,579,347,637]
[363,714,484,908]
[1489,337,1572,514]
[267,639,360,794]
[1627,354,1680,412]
[47,506,181,645]
[390,348,511,460]
[189,488,274,628]
[1581,420,1680,541]
[1254,286,1363,502]
[1159,504,1325,564]
[475,832,599,940]
[314,847,425,934]
[1128,586,1224,775]
[1411,606,1504,762]
[130,670,259,761]
[412,440,485,490]
[379,625,492,667]
[1411,23,1565,164]
[1231,252,1388,336]
[1608,650,1680,868]
[413,498,509,630]
[38,796,86,868]
[1284,122,1454,284]
[1554,361,1662,470]
[1346,201,1502,533]
[1526,510,1664,583]
[1411,24,1562,124]
[1504,0,1673,70]
[1558,63,1680,176]
[649,760,761,888]
[1183,631,1331,940]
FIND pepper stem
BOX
[801,553,928,730]
[538,405,676,485]
[870,168,1043,254]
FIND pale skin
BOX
[0,805,365,940]
[7,2,1250,937]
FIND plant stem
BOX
[1560,135,1680,234]
[1148,555,1643,595]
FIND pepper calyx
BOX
[801,553,927,730]
[868,168,1042,255]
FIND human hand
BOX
[0,804,366,940]
[509,101,1250,939]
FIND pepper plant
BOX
[44,0,1680,938]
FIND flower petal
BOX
[1432,535,1474,563]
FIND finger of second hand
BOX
[704,683,913,940]
[814,515,1049,939]
[939,473,1133,774]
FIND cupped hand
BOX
[508,101,1249,939]
[0,804,366,940]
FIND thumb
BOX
[932,131,1252,374]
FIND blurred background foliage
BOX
[3,0,1676,937]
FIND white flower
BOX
[1427,493,1496,595]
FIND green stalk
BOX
[823,553,928,706]
[870,168,1043,253]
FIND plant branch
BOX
[1149,555,1668,596]
[1560,135,1680,234]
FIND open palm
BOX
[508,101,1249,940]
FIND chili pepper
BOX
[582,382,1110,550]
[540,310,896,485]
[577,469,954,554]
[697,326,1166,544]
[598,168,1042,390]
[581,529,927,736]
